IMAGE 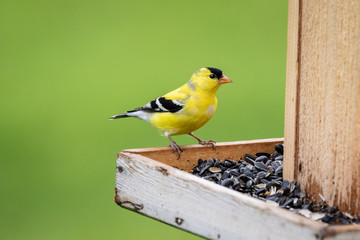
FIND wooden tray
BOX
[115,138,360,240]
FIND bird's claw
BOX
[199,139,216,150]
[169,142,183,159]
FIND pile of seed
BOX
[192,144,360,225]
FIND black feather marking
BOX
[150,99,158,110]
[157,97,183,113]
[206,67,223,79]
[125,106,152,113]
[126,108,141,113]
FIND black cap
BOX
[206,67,223,79]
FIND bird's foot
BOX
[187,133,216,150]
[198,139,216,150]
[168,142,183,159]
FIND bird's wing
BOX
[129,97,184,113]
[128,86,189,114]
[142,97,184,113]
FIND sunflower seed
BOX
[221,178,234,187]
[255,155,268,163]
[209,167,222,173]
[254,162,268,172]
[275,143,284,155]
[256,152,271,158]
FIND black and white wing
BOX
[130,97,184,113]
[109,97,184,121]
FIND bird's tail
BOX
[108,113,129,120]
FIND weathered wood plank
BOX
[285,0,360,217]
[284,0,300,181]
[115,151,327,240]
[324,225,360,240]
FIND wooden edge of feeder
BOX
[121,138,284,172]
[284,0,300,181]
[323,224,360,240]
[122,138,284,154]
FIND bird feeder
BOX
[115,1,360,239]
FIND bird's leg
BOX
[168,135,183,159]
[188,133,216,150]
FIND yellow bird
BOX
[109,67,232,158]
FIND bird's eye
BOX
[209,73,216,79]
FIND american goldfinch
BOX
[109,67,232,159]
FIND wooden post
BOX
[284,0,360,217]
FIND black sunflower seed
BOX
[275,143,284,155]
[254,162,268,172]
[245,154,256,160]
[245,157,255,165]
[255,155,268,163]
[256,152,271,158]
[221,178,234,187]
[275,165,283,175]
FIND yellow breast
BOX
[150,95,217,136]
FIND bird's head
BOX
[189,67,232,92]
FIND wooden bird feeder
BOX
[115,1,360,239]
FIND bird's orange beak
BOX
[219,75,232,84]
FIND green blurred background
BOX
[0,0,287,239]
